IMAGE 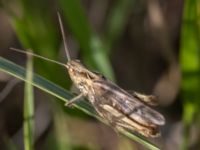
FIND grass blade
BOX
[23,52,34,150]
[180,0,200,149]
[0,57,160,150]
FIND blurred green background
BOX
[0,0,200,150]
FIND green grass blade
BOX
[23,52,34,150]
[0,57,160,150]
[180,0,200,149]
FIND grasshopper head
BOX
[66,60,104,80]
[66,60,105,94]
[66,60,93,78]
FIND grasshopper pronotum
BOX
[11,13,165,137]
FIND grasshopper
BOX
[11,13,165,137]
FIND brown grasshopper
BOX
[11,13,165,137]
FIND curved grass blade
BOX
[0,57,160,150]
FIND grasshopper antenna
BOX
[10,47,66,67]
[57,12,71,61]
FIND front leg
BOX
[65,93,84,107]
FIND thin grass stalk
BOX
[23,52,34,150]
